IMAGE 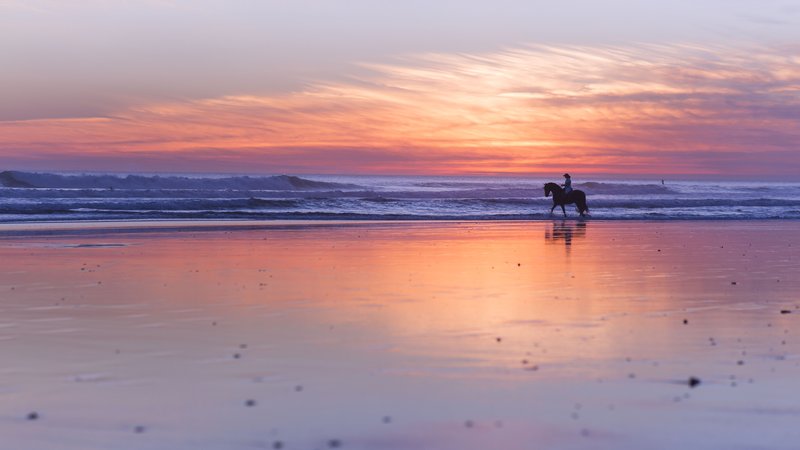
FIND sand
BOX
[1,220,799,449]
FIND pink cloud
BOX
[1,42,799,176]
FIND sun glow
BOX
[1,43,799,175]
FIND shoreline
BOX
[1,217,799,237]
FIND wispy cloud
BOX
[1,42,799,175]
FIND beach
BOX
[2,220,800,449]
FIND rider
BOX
[562,173,573,196]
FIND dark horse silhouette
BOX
[544,182,589,217]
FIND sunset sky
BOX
[1,0,799,177]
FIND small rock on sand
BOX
[688,377,701,388]
[26,412,39,421]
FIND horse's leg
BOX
[550,203,556,214]
[582,197,589,216]
[561,204,567,217]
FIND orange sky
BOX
[2,42,799,176]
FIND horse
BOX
[544,182,589,217]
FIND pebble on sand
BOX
[26,412,39,421]
[688,377,701,388]
[328,438,342,447]
[134,425,146,433]
[245,399,257,407]
[780,310,792,314]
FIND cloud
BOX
[1,42,799,176]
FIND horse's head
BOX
[544,183,551,197]
[544,182,559,197]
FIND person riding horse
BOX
[562,173,573,195]
[545,174,588,217]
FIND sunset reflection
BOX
[2,222,800,448]
[2,221,798,375]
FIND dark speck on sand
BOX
[688,377,701,388]
[26,412,39,421]
[134,425,146,433]
[328,438,342,447]
[781,310,792,314]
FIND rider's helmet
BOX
[563,173,571,178]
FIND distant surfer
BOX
[562,173,573,196]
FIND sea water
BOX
[1,170,799,222]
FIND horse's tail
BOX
[578,191,589,215]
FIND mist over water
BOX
[1,171,799,222]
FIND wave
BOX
[0,171,358,191]
[577,182,673,195]
[1,172,799,223]
[246,198,300,208]
[360,196,400,203]
[2,196,799,215]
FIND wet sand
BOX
[1,220,799,449]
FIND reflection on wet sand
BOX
[545,220,587,250]
[1,221,800,450]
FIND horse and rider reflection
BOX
[545,220,587,249]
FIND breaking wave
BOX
[0,171,357,191]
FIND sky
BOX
[1,0,799,177]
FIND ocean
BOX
[1,170,799,222]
